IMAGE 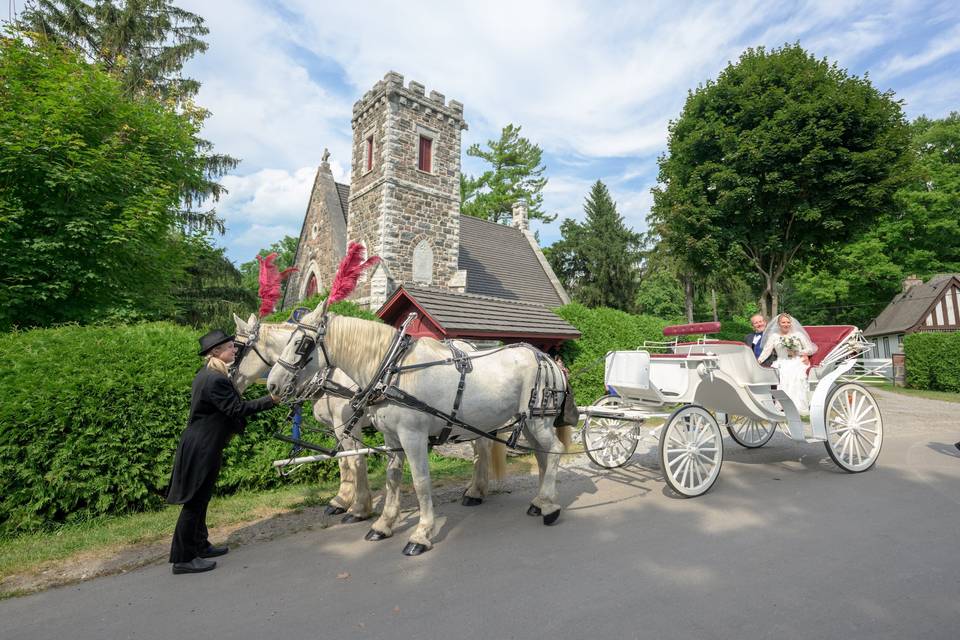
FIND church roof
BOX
[335,182,350,222]
[378,285,580,339]
[333,182,567,308]
[458,215,566,307]
[863,274,960,337]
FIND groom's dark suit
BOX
[744,331,777,367]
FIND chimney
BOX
[902,274,923,293]
[512,202,528,231]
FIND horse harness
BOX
[277,312,572,456]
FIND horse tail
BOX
[490,441,507,481]
[556,425,573,452]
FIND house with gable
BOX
[863,274,960,359]
[282,71,579,349]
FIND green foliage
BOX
[554,303,670,403]
[547,181,642,311]
[262,295,380,324]
[172,237,256,331]
[0,35,211,330]
[633,266,685,320]
[0,321,372,535]
[785,113,960,326]
[651,43,911,317]
[461,123,553,224]
[904,332,960,392]
[17,0,236,232]
[238,235,299,299]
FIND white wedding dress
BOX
[759,331,816,414]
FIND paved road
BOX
[3,389,959,639]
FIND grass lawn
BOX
[870,383,960,403]
[0,451,509,591]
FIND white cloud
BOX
[176,0,960,261]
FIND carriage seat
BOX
[804,326,856,368]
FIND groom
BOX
[744,313,776,366]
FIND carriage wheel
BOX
[582,395,639,469]
[659,405,723,497]
[724,415,778,449]
[823,383,883,473]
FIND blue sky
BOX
[175,0,960,265]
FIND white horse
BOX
[266,310,572,556]
[231,313,503,522]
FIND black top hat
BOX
[198,329,235,356]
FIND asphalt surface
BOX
[2,388,959,640]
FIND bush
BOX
[554,303,670,403]
[0,299,381,535]
[905,332,960,392]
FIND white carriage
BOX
[580,322,883,497]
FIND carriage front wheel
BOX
[659,405,723,497]
[582,395,639,469]
[823,383,883,473]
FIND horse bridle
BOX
[274,314,334,402]
[229,320,274,380]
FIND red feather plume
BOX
[327,242,380,304]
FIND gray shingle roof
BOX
[458,215,565,307]
[335,182,350,222]
[395,286,579,337]
[863,274,960,337]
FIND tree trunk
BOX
[684,276,695,323]
[711,288,718,322]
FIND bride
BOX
[758,313,818,414]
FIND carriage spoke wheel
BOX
[725,415,778,449]
[659,405,723,497]
[582,395,639,469]
[823,383,883,473]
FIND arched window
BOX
[306,273,318,298]
[412,240,433,284]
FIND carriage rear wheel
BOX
[823,383,883,473]
[724,415,778,448]
[659,405,723,497]
[582,395,639,469]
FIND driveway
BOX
[2,388,959,639]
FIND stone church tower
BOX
[346,71,468,308]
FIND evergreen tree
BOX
[547,181,641,310]
[172,239,256,331]
[18,0,237,234]
[461,124,553,224]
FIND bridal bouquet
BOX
[781,335,802,355]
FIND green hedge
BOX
[905,332,960,392]
[0,300,380,535]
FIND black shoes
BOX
[172,557,217,574]
[954,442,960,452]
[199,544,229,558]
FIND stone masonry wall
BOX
[346,71,467,308]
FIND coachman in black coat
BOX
[167,330,277,573]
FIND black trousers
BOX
[169,467,218,563]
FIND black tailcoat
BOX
[166,366,275,505]
[744,332,777,367]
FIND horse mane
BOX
[325,315,398,384]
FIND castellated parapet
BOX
[347,71,469,309]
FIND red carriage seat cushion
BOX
[804,326,856,368]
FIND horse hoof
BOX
[461,495,483,507]
[402,542,429,556]
[365,529,391,542]
[342,513,369,524]
[542,509,561,526]
[526,504,542,517]
[325,505,347,516]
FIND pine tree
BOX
[18,0,237,234]
[461,124,552,224]
[547,181,641,310]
